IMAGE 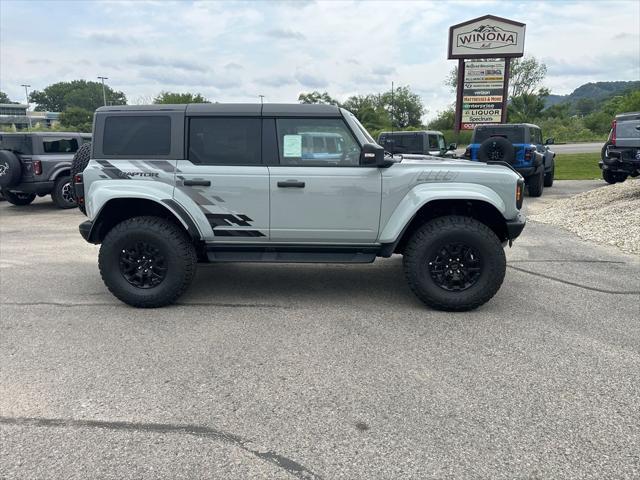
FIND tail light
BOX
[524,148,534,162]
[516,179,524,209]
[33,160,42,175]
[611,119,617,146]
[74,173,84,205]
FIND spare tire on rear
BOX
[70,142,92,214]
[477,137,515,164]
[0,150,23,189]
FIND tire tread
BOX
[403,215,506,311]
[98,216,197,308]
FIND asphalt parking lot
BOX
[1,181,639,479]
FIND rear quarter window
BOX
[103,116,171,156]
[0,135,32,154]
[42,137,79,153]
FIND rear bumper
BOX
[5,181,54,195]
[600,148,640,173]
[506,213,526,241]
[515,164,543,178]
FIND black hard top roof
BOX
[475,123,539,129]
[96,103,342,117]
[0,132,91,136]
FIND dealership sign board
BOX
[461,60,505,130]
[448,15,526,59]
[449,15,526,131]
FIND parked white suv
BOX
[74,104,525,310]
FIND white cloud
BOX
[0,0,638,122]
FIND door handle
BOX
[277,180,305,188]
[183,179,211,187]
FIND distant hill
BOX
[545,81,640,109]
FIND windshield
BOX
[346,111,376,144]
[474,127,524,144]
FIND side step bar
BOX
[205,244,379,263]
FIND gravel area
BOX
[529,179,640,255]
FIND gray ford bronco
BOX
[0,132,91,207]
[75,104,525,311]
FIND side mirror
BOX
[448,143,457,151]
[361,143,391,167]
[545,137,554,145]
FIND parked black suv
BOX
[0,132,91,207]
[599,112,640,184]
[377,130,457,157]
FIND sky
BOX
[1,0,639,121]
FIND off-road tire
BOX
[602,170,627,184]
[527,169,544,197]
[51,176,77,209]
[70,142,92,214]
[99,216,197,308]
[403,215,506,311]
[0,150,22,189]
[2,190,36,206]
[544,162,555,187]
[477,137,516,164]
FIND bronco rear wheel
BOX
[403,215,506,311]
[99,216,197,308]
[51,176,77,209]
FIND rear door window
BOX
[42,137,79,153]
[103,116,171,156]
[188,117,261,165]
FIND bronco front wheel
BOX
[403,215,506,311]
[98,216,197,308]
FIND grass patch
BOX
[555,152,602,180]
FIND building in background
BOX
[0,104,60,130]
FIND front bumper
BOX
[506,213,526,241]
[79,220,96,243]
[5,181,54,195]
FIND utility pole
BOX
[21,84,32,130]
[391,81,394,133]
[97,76,109,106]
[259,95,265,104]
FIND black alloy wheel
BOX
[119,241,168,289]
[428,242,482,292]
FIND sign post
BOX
[448,15,526,134]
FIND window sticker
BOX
[283,134,302,157]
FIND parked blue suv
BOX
[463,123,555,197]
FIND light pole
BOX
[259,95,265,104]
[97,76,109,106]
[20,84,32,130]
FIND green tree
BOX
[0,91,18,104]
[427,107,455,131]
[380,86,425,129]
[59,107,93,132]
[507,88,549,123]
[29,80,126,111]
[298,91,340,105]
[342,94,389,131]
[153,91,210,104]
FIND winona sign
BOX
[456,26,518,50]
[448,15,526,132]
